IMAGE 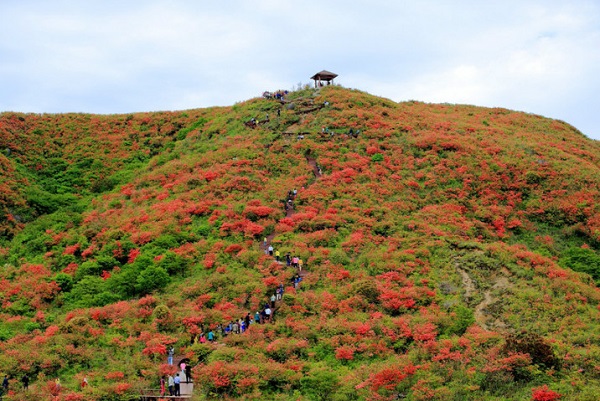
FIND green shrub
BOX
[300,368,339,401]
[560,247,600,284]
[371,153,384,162]
[52,272,74,292]
[0,325,13,341]
[135,265,170,295]
[329,249,350,265]
[444,305,475,336]
[24,322,42,333]
[351,280,379,303]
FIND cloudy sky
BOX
[1,0,599,140]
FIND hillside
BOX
[1,85,600,400]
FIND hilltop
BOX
[1,86,600,400]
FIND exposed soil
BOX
[457,265,511,331]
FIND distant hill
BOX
[1,86,600,400]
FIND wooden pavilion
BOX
[311,70,338,88]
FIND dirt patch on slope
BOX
[457,265,511,331]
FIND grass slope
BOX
[0,86,600,400]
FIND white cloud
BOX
[0,0,599,139]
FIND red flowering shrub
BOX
[104,371,125,381]
[532,385,561,401]
[127,248,141,263]
[335,345,355,361]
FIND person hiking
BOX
[275,250,281,262]
[22,374,29,390]
[168,374,174,396]
[268,245,274,256]
[254,311,261,324]
[298,257,304,272]
[208,330,215,342]
[271,293,276,308]
[260,309,267,323]
[185,365,192,383]
[2,375,8,393]
[160,377,166,396]
[174,373,181,396]
[168,346,175,365]
[294,275,302,289]
[286,253,291,266]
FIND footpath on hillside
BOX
[140,135,324,400]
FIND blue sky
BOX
[1,0,599,140]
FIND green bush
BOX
[371,153,384,162]
[444,305,475,336]
[329,249,350,265]
[0,325,13,341]
[300,368,339,401]
[135,265,170,295]
[24,322,42,333]
[66,276,107,308]
[560,247,600,284]
[52,272,74,292]
[351,280,380,303]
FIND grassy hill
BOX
[1,86,600,400]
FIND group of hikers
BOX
[255,88,364,142]
[322,126,361,138]
[1,374,68,398]
[1,374,28,396]
[284,188,298,211]
[160,370,184,397]
[163,350,191,396]
[263,90,288,101]
[157,247,303,396]
[154,172,316,398]
[186,294,283,344]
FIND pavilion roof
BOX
[310,70,338,80]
